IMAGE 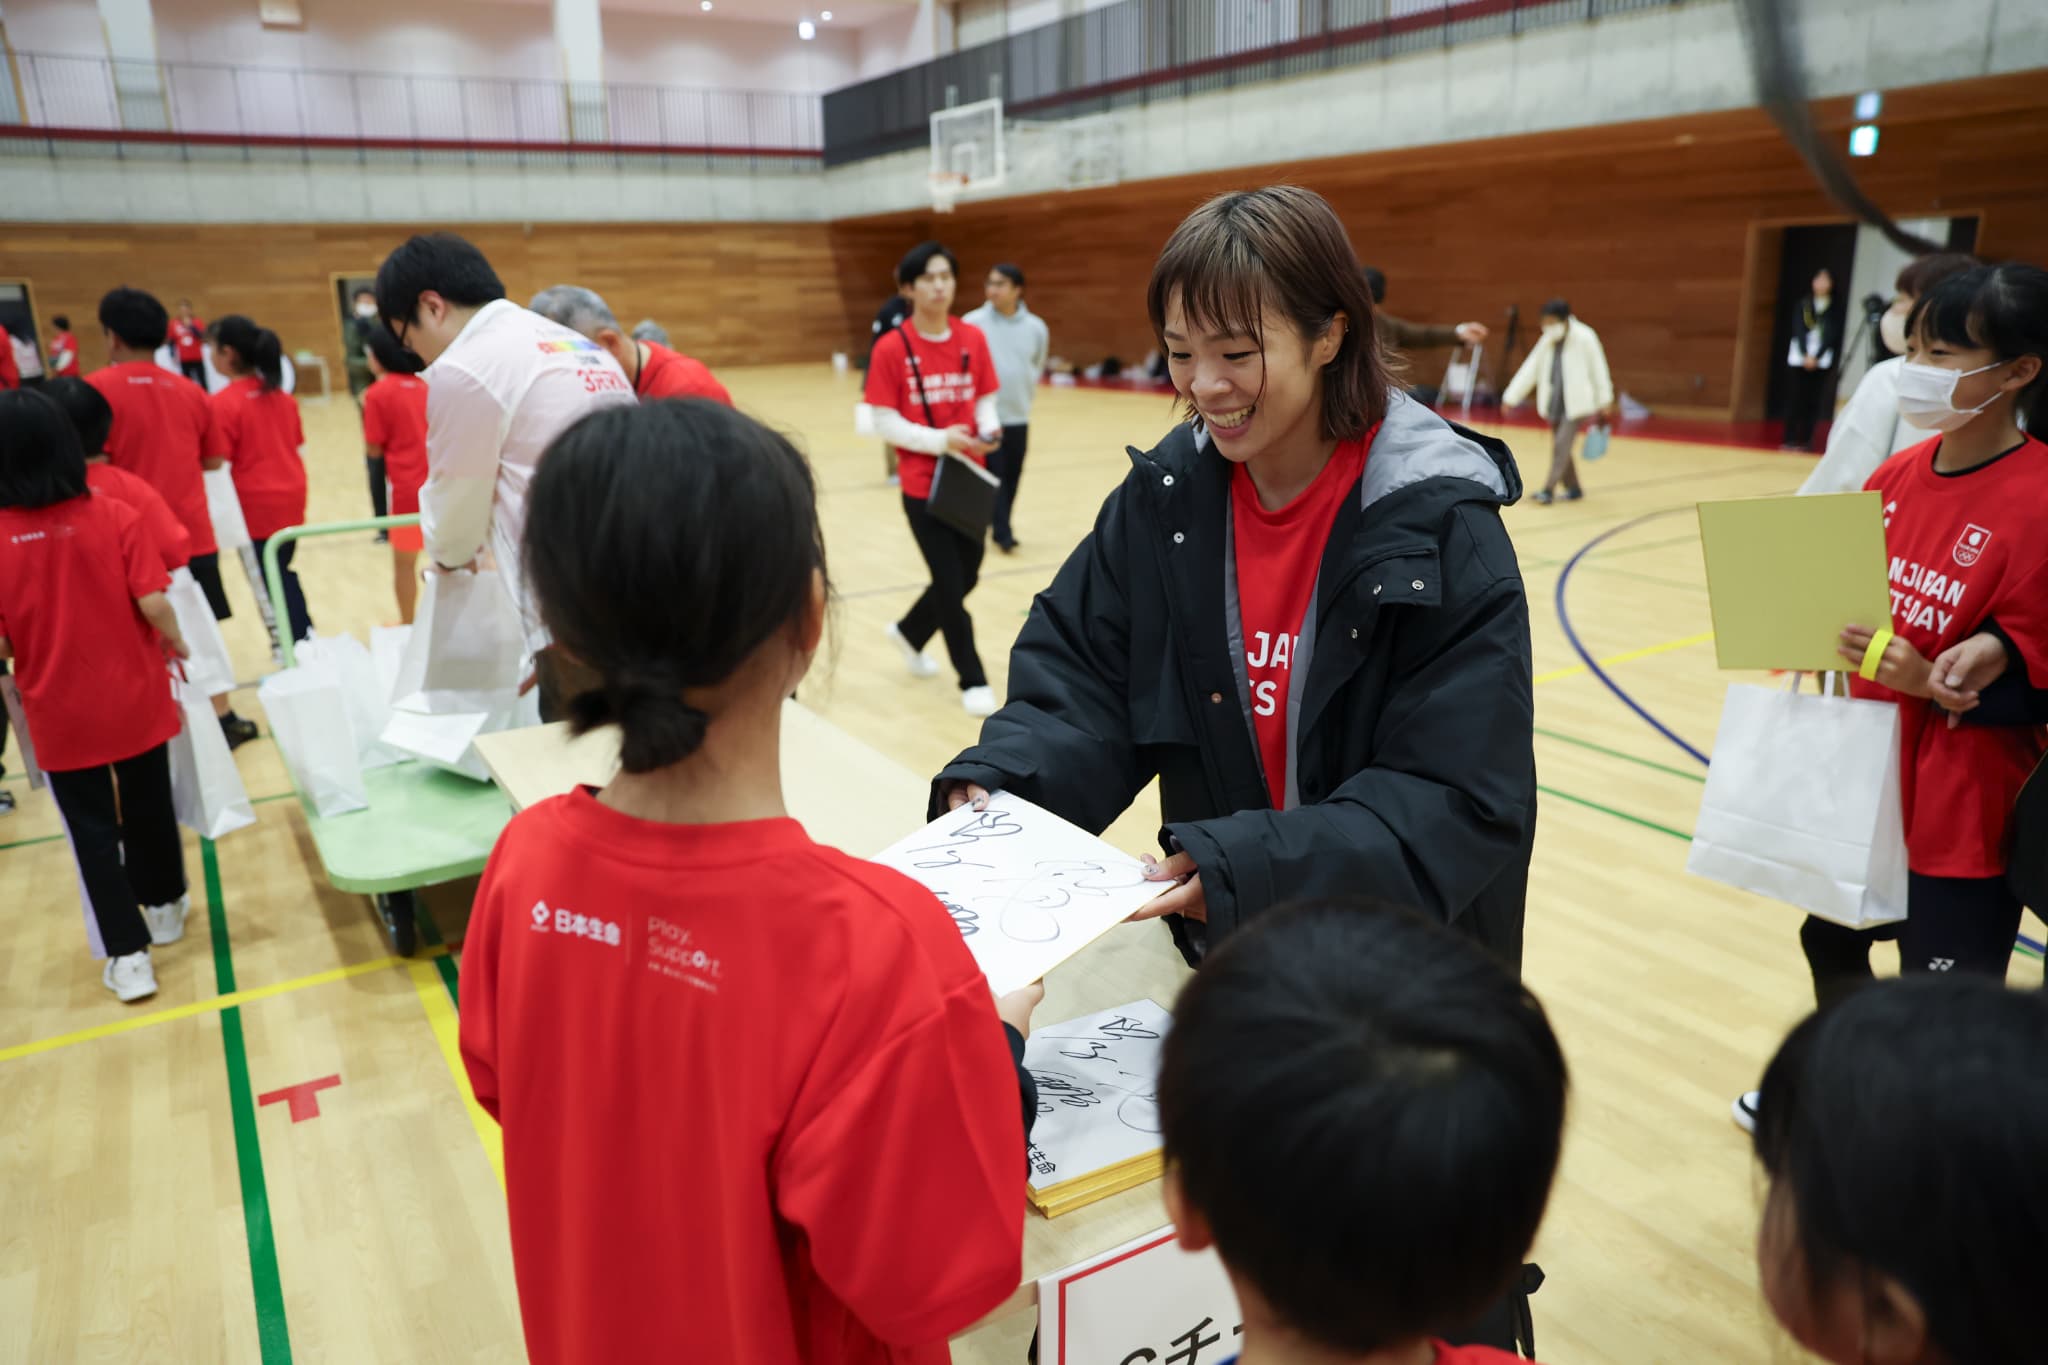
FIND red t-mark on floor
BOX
[257,1074,342,1123]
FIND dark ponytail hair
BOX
[214,314,284,391]
[1906,262,2048,434]
[523,400,829,774]
[1753,975,2048,1365]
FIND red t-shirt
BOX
[1231,435,1372,808]
[637,340,733,406]
[87,360,217,558]
[50,330,80,378]
[1223,1343,1531,1365]
[459,790,1026,1365]
[0,332,18,390]
[87,462,190,569]
[0,494,178,771]
[862,320,999,500]
[209,376,306,541]
[362,374,429,505]
[1851,435,2048,877]
[168,317,206,363]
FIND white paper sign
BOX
[871,792,1169,995]
[1038,1225,1243,1365]
[1026,999,1171,1190]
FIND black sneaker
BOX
[0,789,15,817]
[1563,489,1585,502]
[1732,1090,1759,1134]
[1531,491,1554,506]
[994,537,1018,554]
[220,713,260,750]
[374,530,390,545]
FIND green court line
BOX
[204,838,295,1365]
[1535,727,1706,784]
[413,903,461,1009]
[1538,783,1693,843]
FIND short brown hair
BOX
[1146,185,1389,441]
[1895,251,1978,299]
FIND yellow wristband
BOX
[1858,627,1895,682]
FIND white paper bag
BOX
[296,632,405,770]
[205,467,251,551]
[168,673,255,839]
[0,674,44,790]
[370,625,412,704]
[391,571,525,715]
[167,565,237,698]
[1686,675,1908,928]
[259,667,368,817]
[378,690,540,783]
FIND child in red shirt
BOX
[1160,901,1567,1365]
[361,326,429,623]
[168,298,207,387]
[0,389,191,1003]
[859,241,1004,717]
[209,316,313,646]
[1752,976,2046,1365]
[1796,263,2048,995]
[47,316,80,378]
[459,400,1043,1365]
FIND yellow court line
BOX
[1533,629,1716,687]
[0,945,454,1065]
[407,960,505,1188]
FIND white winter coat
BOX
[1503,318,1614,423]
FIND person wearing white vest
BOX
[1502,299,1615,504]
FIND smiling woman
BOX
[932,181,1545,1350]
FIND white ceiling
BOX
[595,0,921,27]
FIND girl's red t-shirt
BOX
[209,376,307,541]
[1852,435,2048,876]
[87,461,191,570]
[0,494,178,771]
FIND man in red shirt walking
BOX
[528,285,732,406]
[47,315,81,378]
[167,298,207,388]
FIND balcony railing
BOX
[0,51,823,163]
[822,0,1684,167]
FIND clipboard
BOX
[1697,492,1893,672]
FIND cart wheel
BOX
[375,891,419,957]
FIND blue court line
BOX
[1554,509,2043,959]
[1553,508,1712,767]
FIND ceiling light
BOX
[700,1,712,9]
[821,9,833,17]
[798,19,816,38]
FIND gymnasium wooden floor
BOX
[5,365,2020,1363]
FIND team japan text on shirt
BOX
[911,368,977,407]
[1246,631,1300,718]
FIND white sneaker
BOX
[961,685,999,718]
[886,623,940,679]
[1732,1090,1760,1134]
[143,894,190,946]
[103,949,158,1003]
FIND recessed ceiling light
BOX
[700,1,711,9]
[798,18,815,38]
[821,9,833,17]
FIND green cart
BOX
[262,516,513,955]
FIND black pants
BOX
[187,551,232,620]
[1800,871,2024,1010]
[899,493,987,689]
[47,743,185,959]
[366,456,388,519]
[250,537,313,645]
[180,359,207,388]
[1782,366,1829,449]
[991,423,1029,548]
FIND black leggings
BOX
[899,493,987,689]
[250,537,314,646]
[1800,871,2024,1010]
[366,455,388,519]
[47,743,186,959]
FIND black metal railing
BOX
[823,0,1682,167]
[2,51,823,160]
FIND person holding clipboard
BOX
[858,241,1005,718]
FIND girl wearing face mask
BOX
[1799,253,1978,497]
[1501,299,1615,504]
[1813,264,2048,993]
[935,201,1542,1352]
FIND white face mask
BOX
[1896,359,2006,431]
[1541,321,1566,342]
[1878,301,1911,356]
[355,302,377,318]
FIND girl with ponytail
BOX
[208,314,313,644]
[458,399,1044,1365]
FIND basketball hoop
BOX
[929,171,969,214]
